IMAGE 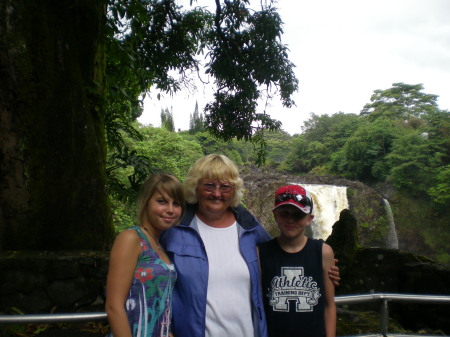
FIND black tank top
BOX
[259,238,325,337]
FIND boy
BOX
[258,185,336,337]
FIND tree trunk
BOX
[0,0,114,250]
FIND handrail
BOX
[334,293,450,337]
[1,293,449,336]
[334,293,450,304]
[0,311,107,324]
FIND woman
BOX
[105,173,185,337]
[161,154,270,337]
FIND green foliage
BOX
[107,145,154,204]
[203,3,298,160]
[392,191,450,263]
[108,125,203,229]
[428,164,450,205]
[129,126,203,180]
[281,135,310,173]
[104,0,210,151]
[423,221,450,264]
[105,0,298,167]
[261,129,292,166]
[107,0,211,97]
[111,198,136,233]
[336,310,407,336]
[282,113,362,174]
[104,0,213,218]
[361,82,439,120]
[161,107,175,132]
[385,110,449,200]
[189,101,206,134]
[385,131,433,193]
[302,113,362,148]
[337,118,400,181]
[180,131,251,164]
[422,109,450,205]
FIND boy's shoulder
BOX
[307,237,324,252]
[257,237,277,249]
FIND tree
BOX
[328,83,443,182]
[360,83,438,120]
[0,0,297,251]
[107,0,298,155]
[386,131,433,193]
[302,113,361,149]
[189,101,205,134]
[0,0,113,250]
[202,3,298,148]
[386,109,450,199]
[282,113,361,174]
[281,135,310,173]
[161,107,175,132]
[428,164,450,206]
[263,130,292,166]
[334,118,400,181]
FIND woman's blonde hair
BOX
[136,172,186,225]
[184,154,244,208]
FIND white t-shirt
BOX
[196,216,254,337]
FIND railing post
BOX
[380,298,389,337]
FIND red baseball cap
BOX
[273,185,313,214]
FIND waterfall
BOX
[295,184,349,240]
[383,198,399,249]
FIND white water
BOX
[383,198,399,249]
[294,184,349,240]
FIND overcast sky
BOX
[139,0,450,135]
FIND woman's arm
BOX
[328,260,341,286]
[323,243,337,337]
[105,230,140,337]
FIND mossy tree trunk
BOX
[0,0,114,250]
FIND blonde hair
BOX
[184,154,244,208]
[137,173,186,225]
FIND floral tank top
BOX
[108,226,177,337]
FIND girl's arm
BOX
[105,230,141,337]
[323,243,337,337]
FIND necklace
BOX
[142,226,162,251]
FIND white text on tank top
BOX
[196,216,254,337]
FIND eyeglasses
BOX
[275,193,312,208]
[202,183,233,193]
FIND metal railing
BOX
[334,293,450,337]
[1,293,449,336]
[0,311,107,324]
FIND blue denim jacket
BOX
[161,203,271,337]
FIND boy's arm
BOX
[323,243,337,337]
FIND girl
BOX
[105,173,185,337]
